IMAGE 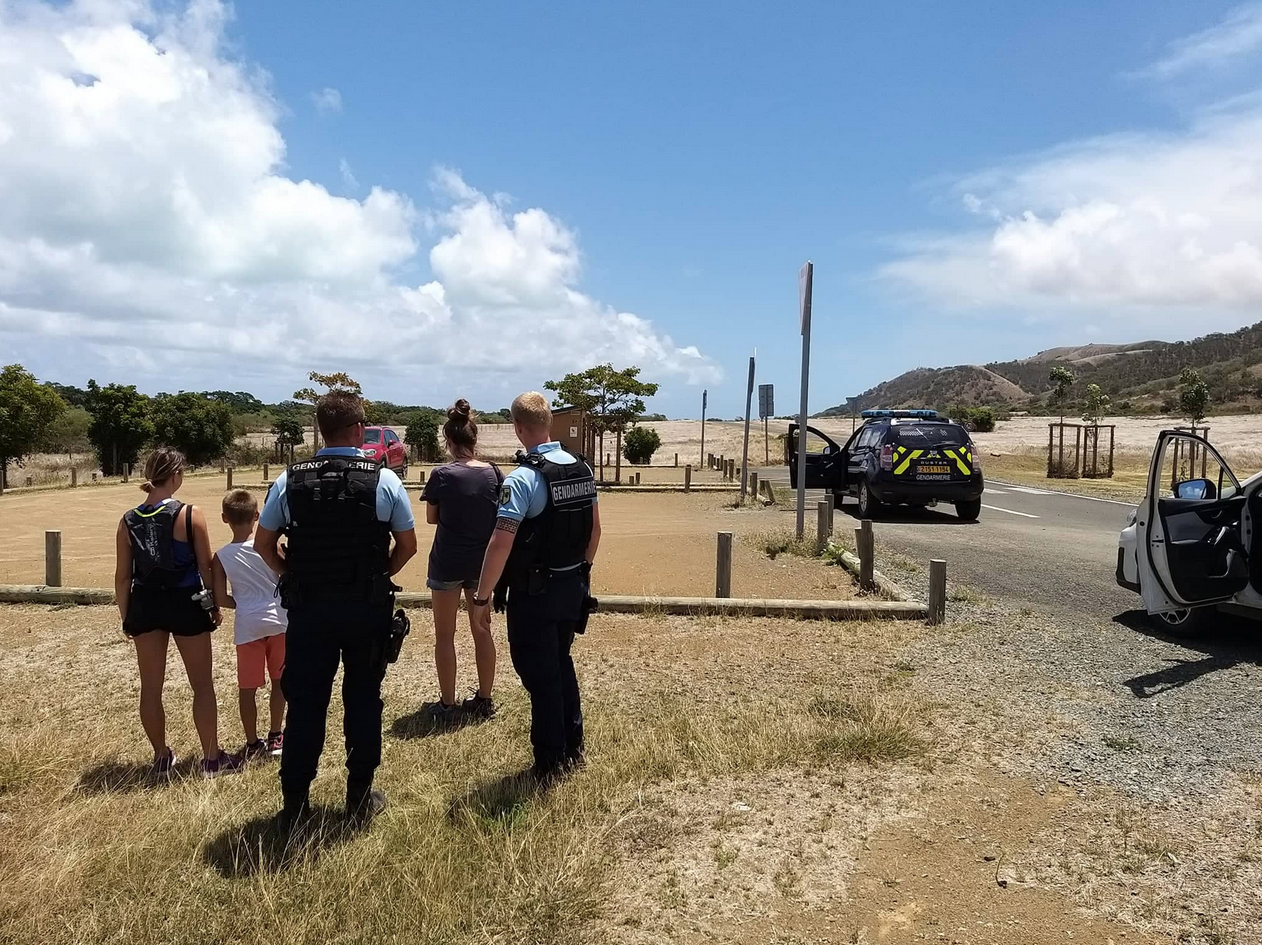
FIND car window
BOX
[363,429,382,444]
[1157,437,1239,501]
[385,430,398,445]
[893,423,968,448]
[858,425,883,450]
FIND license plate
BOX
[917,464,950,474]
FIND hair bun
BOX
[448,399,472,423]
[139,481,154,494]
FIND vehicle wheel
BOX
[857,480,883,519]
[1148,607,1207,637]
[955,498,982,521]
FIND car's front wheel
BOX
[955,498,982,521]
[857,479,883,519]
[1148,607,1208,637]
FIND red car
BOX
[361,426,408,478]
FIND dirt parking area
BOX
[0,475,849,601]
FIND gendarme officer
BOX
[473,392,601,780]
[256,391,417,828]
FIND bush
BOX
[947,405,996,433]
[622,425,661,465]
[226,441,271,468]
[150,392,234,466]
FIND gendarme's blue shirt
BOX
[259,447,415,532]
[497,442,597,522]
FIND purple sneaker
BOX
[150,747,176,780]
[241,739,268,762]
[200,750,244,780]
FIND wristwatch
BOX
[472,595,490,607]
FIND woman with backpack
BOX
[114,447,240,779]
[419,400,502,723]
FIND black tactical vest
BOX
[282,457,392,604]
[124,500,194,590]
[505,451,596,581]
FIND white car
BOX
[1117,430,1262,633]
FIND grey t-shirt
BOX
[421,461,503,583]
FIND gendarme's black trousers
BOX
[505,570,586,772]
[280,602,389,805]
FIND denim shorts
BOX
[426,577,478,591]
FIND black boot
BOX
[346,781,387,826]
[275,788,312,834]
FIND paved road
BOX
[762,469,1138,618]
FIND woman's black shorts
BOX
[124,586,215,638]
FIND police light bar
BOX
[860,409,939,419]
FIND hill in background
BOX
[818,320,1262,417]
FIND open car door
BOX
[1137,431,1249,614]
[786,423,843,490]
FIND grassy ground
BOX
[0,604,929,945]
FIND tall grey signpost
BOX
[740,353,756,500]
[796,261,813,539]
[758,383,774,465]
[699,388,707,467]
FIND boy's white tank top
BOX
[218,539,287,645]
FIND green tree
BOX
[271,411,305,460]
[1048,366,1075,422]
[545,364,659,478]
[39,406,92,457]
[85,381,153,476]
[1179,367,1210,425]
[623,425,662,465]
[405,411,440,461]
[1081,383,1111,425]
[151,392,234,466]
[294,371,363,451]
[0,364,66,489]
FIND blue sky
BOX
[3,1,1262,417]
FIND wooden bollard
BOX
[674,452,678,467]
[25,476,32,488]
[92,472,98,482]
[635,471,641,485]
[749,470,759,500]
[263,463,269,482]
[816,500,830,555]
[227,468,234,490]
[715,531,733,598]
[70,468,77,488]
[123,464,130,483]
[45,530,62,587]
[826,493,835,531]
[929,559,947,625]
[856,520,875,592]
[684,464,692,493]
[761,479,774,503]
[418,470,426,485]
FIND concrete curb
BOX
[0,585,926,620]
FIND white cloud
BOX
[311,86,341,114]
[881,99,1262,318]
[0,1,717,397]
[339,157,359,191]
[1134,4,1262,79]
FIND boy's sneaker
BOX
[266,731,284,757]
[200,750,244,780]
[461,691,496,719]
[242,739,268,762]
[150,747,177,780]
[422,699,461,725]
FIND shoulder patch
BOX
[500,484,512,506]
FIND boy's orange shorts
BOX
[236,634,286,689]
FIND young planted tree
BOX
[0,364,66,490]
[1048,366,1075,422]
[1081,383,1111,426]
[85,380,153,477]
[1179,367,1210,425]
[271,413,305,461]
[39,406,92,459]
[150,392,235,467]
[623,425,662,465]
[294,371,362,452]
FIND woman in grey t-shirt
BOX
[419,400,502,722]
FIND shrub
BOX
[623,425,661,465]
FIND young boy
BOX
[212,489,288,760]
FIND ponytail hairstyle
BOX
[443,399,478,456]
[140,447,187,494]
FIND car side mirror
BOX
[1174,478,1216,501]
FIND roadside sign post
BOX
[740,353,756,500]
[699,389,707,469]
[758,383,774,465]
[796,261,813,539]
